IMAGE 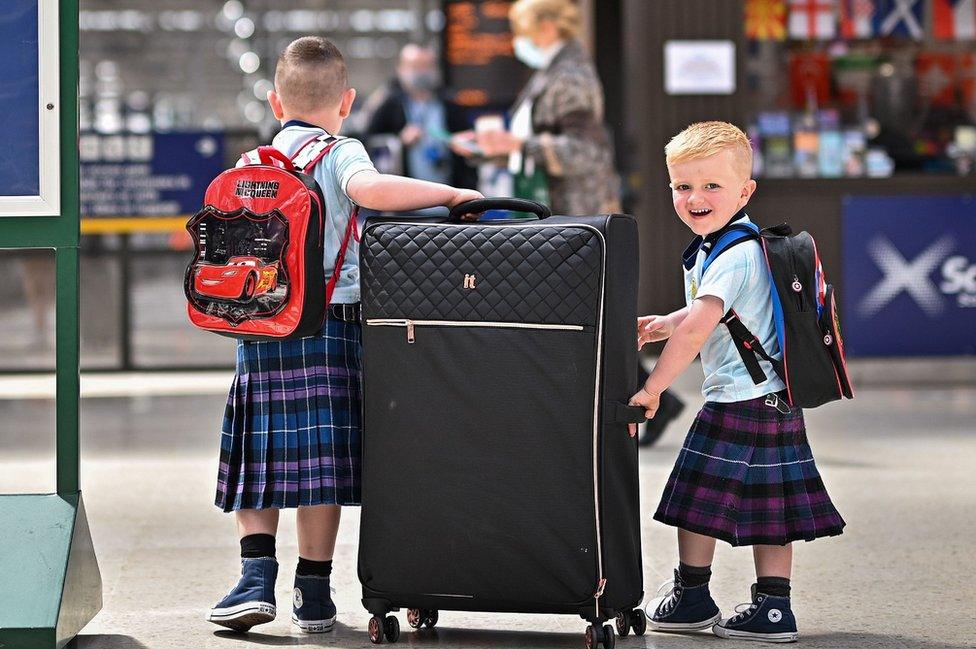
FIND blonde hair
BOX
[274,36,347,113]
[665,121,753,179]
[509,0,582,39]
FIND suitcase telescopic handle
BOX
[448,198,552,222]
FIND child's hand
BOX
[448,188,485,221]
[637,314,672,349]
[627,388,661,437]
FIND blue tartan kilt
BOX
[215,317,362,512]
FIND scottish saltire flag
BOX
[746,0,788,40]
[873,0,924,39]
[788,0,838,39]
[933,0,976,40]
[840,0,875,38]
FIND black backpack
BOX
[699,221,854,409]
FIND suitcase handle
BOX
[609,401,648,425]
[448,198,551,222]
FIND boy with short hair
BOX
[207,36,481,634]
[629,122,844,643]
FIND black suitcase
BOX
[358,199,647,648]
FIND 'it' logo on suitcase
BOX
[463,274,477,289]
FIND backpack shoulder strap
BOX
[702,222,760,275]
[291,134,342,173]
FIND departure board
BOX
[443,0,529,108]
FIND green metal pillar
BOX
[0,2,102,647]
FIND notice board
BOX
[0,0,59,217]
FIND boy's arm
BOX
[346,170,482,212]
[627,296,724,432]
[637,306,690,348]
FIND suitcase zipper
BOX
[366,318,586,344]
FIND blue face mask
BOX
[513,36,555,70]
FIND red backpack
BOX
[184,135,358,341]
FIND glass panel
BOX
[0,249,56,370]
[81,247,122,369]
[131,253,237,367]
[0,249,56,493]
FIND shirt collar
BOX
[282,119,323,130]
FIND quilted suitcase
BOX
[358,199,647,648]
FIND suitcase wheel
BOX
[615,609,646,637]
[368,616,384,644]
[384,616,400,643]
[615,612,630,637]
[407,608,438,629]
[631,609,647,636]
[584,623,615,649]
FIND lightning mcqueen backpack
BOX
[697,221,854,409]
[184,135,358,341]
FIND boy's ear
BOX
[338,88,357,119]
[268,90,284,120]
[741,178,758,203]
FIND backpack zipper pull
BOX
[406,320,415,344]
[791,275,802,292]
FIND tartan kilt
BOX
[215,317,362,512]
[654,393,845,546]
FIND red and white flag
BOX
[933,0,976,40]
[789,0,838,39]
[840,0,875,38]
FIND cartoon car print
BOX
[194,256,279,302]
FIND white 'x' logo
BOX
[878,0,924,39]
[859,235,955,318]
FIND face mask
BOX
[513,36,557,70]
[401,71,439,92]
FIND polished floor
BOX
[0,368,973,649]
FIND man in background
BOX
[365,44,477,191]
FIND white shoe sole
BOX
[207,601,276,631]
[649,612,721,632]
[292,614,337,633]
[713,623,799,643]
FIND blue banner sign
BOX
[0,1,40,197]
[80,132,224,216]
[842,195,976,356]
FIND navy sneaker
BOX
[712,586,799,643]
[292,574,337,633]
[207,557,277,631]
[645,569,721,632]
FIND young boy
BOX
[629,122,844,643]
[207,36,482,634]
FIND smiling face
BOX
[667,149,757,236]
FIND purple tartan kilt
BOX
[654,393,845,546]
[215,317,362,512]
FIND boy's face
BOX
[667,150,757,236]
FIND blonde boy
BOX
[630,122,843,643]
[207,37,482,634]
